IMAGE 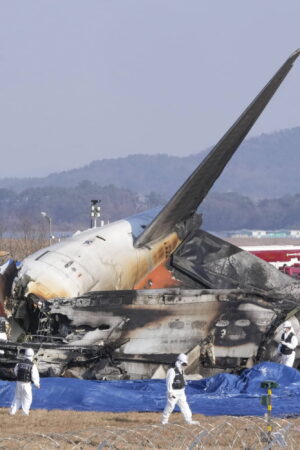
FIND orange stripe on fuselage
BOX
[134,261,182,290]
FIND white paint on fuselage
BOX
[14,220,139,298]
[13,211,179,300]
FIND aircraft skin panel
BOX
[43,289,287,360]
[0,260,18,314]
[118,298,273,355]
[134,262,182,289]
[214,342,258,359]
[2,287,300,379]
[171,229,299,294]
[13,219,181,300]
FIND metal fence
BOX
[0,417,299,449]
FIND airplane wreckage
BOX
[1,49,300,380]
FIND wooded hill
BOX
[1,127,300,233]
[1,127,300,199]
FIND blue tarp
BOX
[1,362,300,416]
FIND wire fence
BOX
[0,416,299,449]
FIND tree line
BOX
[0,182,164,237]
[201,192,300,231]
[1,183,300,236]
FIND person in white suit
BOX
[10,348,40,416]
[277,321,298,367]
[162,353,199,425]
[0,316,8,341]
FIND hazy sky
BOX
[1,0,300,177]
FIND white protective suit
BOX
[0,317,8,340]
[277,324,298,367]
[0,317,8,355]
[0,332,7,341]
[162,355,198,425]
[10,353,40,416]
[0,333,7,355]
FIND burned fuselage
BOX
[3,210,300,380]
[11,217,180,301]
[1,50,300,381]
[1,287,298,380]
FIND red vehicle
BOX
[278,263,300,279]
[242,245,300,279]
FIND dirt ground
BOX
[0,409,164,435]
[0,409,300,449]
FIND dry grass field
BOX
[0,409,164,435]
[0,237,48,262]
[0,409,300,449]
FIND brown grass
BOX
[0,409,300,449]
[0,237,48,262]
[0,409,163,435]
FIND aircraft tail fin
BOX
[134,49,300,248]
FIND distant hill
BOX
[1,127,300,199]
[0,182,164,233]
[3,184,300,233]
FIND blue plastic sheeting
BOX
[1,362,300,416]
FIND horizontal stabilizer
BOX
[135,49,300,247]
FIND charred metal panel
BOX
[3,288,299,380]
[0,260,17,315]
[171,230,300,295]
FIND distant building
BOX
[252,230,267,238]
[222,229,300,239]
[290,230,300,238]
